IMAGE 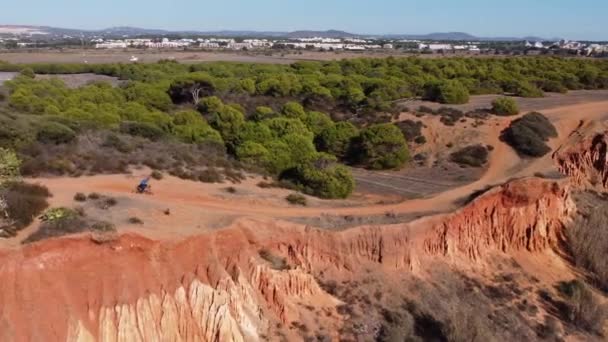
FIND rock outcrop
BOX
[423,178,574,259]
[0,178,575,341]
[553,121,608,191]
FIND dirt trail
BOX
[25,101,608,228]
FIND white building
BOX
[383,43,394,49]
[419,43,453,51]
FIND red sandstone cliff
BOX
[553,121,608,191]
[0,177,575,341]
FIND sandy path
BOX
[26,101,608,225]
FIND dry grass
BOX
[569,192,608,291]
[0,182,51,237]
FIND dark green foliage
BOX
[316,122,359,159]
[281,101,306,120]
[120,121,165,141]
[425,80,470,104]
[501,112,557,157]
[492,97,520,116]
[353,123,409,170]
[36,122,76,144]
[450,145,490,167]
[283,154,355,199]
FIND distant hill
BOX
[0,25,560,41]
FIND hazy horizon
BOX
[1,0,606,41]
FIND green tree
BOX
[281,101,306,120]
[303,111,334,136]
[316,122,359,159]
[262,117,313,140]
[491,97,519,116]
[198,96,224,114]
[355,123,409,169]
[284,153,355,199]
[251,106,276,122]
[425,80,470,104]
[236,141,271,167]
[208,105,245,147]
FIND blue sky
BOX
[1,0,606,40]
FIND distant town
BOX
[0,25,607,57]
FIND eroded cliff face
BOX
[0,178,575,341]
[553,121,608,191]
[423,178,574,259]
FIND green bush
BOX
[281,101,306,120]
[354,123,409,169]
[316,122,359,159]
[425,80,470,104]
[120,121,165,141]
[501,112,557,157]
[450,145,489,167]
[491,97,519,116]
[36,122,76,145]
[1,182,51,236]
[514,82,544,98]
[283,154,355,199]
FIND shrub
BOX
[316,122,359,160]
[73,193,87,202]
[286,193,307,206]
[24,208,89,243]
[102,134,133,153]
[450,145,489,167]
[36,122,76,145]
[557,280,608,335]
[515,82,544,98]
[88,192,101,200]
[128,217,143,224]
[197,168,223,183]
[425,80,470,104]
[151,170,163,180]
[224,186,237,194]
[283,154,355,199]
[1,182,50,235]
[395,120,423,142]
[491,97,519,116]
[568,193,608,291]
[119,121,165,141]
[414,136,427,144]
[0,147,21,185]
[501,112,557,157]
[281,101,306,120]
[353,123,409,170]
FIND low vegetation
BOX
[24,207,117,243]
[0,182,51,237]
[492,97,520,116]
[569,192,608,291]
[501,112,557,157]
[285,193,307,206]
[450,144,490,167]
[557,280,608,336]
